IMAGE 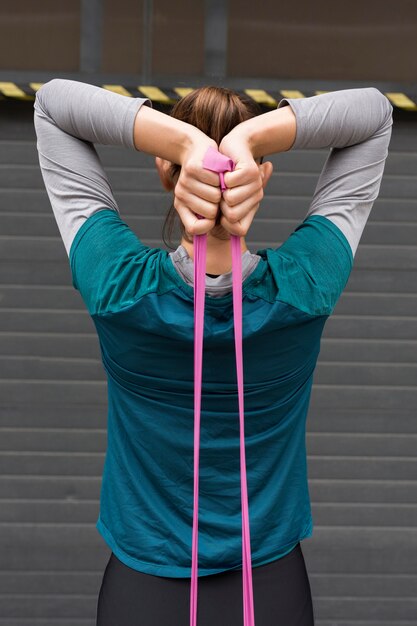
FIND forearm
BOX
[34,78,150,148]
[276,87,393,151]
[233,105,297,159]
[35,78,209,165]
[231,87,392,158]
[132,104,209,164]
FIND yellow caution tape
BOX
[0,82,32,100]
[137,86,175,104]
[280,90,305,99]
[29,82,44,93]
[174,87,195,98]
[385,92,417,112]
[102,85,134,97]
[244,89,277,106]
[0,82,415,111]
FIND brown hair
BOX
[161,86,262,249]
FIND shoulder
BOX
[69,209,172,316]
[255,215,353,317]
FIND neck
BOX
[181,232,248,275]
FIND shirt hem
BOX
[96,513,314,579]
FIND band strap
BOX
[190,146,255,626]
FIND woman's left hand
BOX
[136,105,223,236]
[173,136,224,236]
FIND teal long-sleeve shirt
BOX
[33,80,393,577]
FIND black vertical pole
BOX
[80,0,103,73]
[142,0,154,83]
[204,0,228,79]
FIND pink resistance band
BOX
[190,146,256,626]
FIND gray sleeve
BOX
[33,78,151,257]
[277,87,393,258]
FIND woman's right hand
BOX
[217,104,298,236]
[218,129,273,237]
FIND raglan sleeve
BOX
[273,87,393,316]
[33,78,153,314]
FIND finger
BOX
[176,175,222,204]
[237,206,258,234]
[175,188,221,221]
[182,161,221,187]
[222,179,263,209]
[177,207,216,236]
[220,189,263,223]
[219,205,258,237]
[223,162,260,189]
[174,202,217,236]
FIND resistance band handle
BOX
[190,146,255,626]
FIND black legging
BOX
[96,542,315,625]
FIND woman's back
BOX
[69,204,352,576]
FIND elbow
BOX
[37,77,63,94]
[358,88,393,147]
[35,78,54,105]
[33,79,60,130]
[371,87,394,128]
[34,81,51,116]
[34,78,65,111]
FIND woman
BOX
[34,79,393,626]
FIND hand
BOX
[173,136,224,236]
[156,136,222,236]
[219,131,273,236]
[135,105,224,236]
[156,125,231,235]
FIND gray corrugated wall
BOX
[0,101,416,625]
